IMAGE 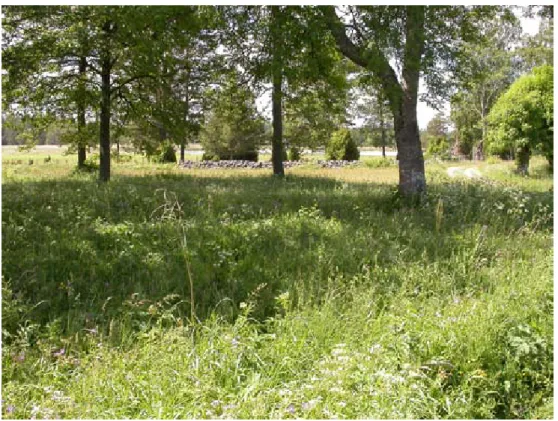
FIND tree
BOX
[283,72,350,153]
[126,10,220,162]
[518,7,553,72]
[352,78,395,158]
[321,6,505,197]
[223,6,345,175]
[424,112,450,158]
[487,65,553,174]
[3,6,206,181]
[2,6,98,167]
[326,128,360,161]
[450,13,521,160]
[200,72,266,161]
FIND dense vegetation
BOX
[2,154,554,419]
[1,5,554,420]
[487,65,554,174]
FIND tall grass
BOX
[2,156,553,419]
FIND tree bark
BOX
[380,100,386,158]
[515,145,530,175]
[394,7,426,197]
[394,97,426,196]
[77,56,87,168]
[180,143,185,162]
[323,6,426,197]
[271,6,285,176]
[99,54,111,182]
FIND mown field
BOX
[1,150,553,419]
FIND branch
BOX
[110,74,156,94]
[320,6,403,111]
[401,6,426,97]
[321,6,369,68]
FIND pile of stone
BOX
[179,160,305,169]
[317,160,362,168]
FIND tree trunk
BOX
[270,6,285,176]
[180,143,185,162]
[77,56,87,168]
[395,7,426,197]
[380,101,386,158]
[99,54,111,182]
[394,97,426,197]
[323,5,426,197]
[515,145,530,175]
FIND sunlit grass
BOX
[2,150,553,419]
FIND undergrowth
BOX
[1,157,553,419]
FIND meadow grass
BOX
[1,153,553,419]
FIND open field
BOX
[2,152,553,419]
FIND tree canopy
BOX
[487,65,553,173]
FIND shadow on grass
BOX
[2,171,553,338]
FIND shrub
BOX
[364,157,397,168]
[487,65,553,174]
[326,128,360,160]
[200,73,265,162]
[158,143,177,163]
[288,146,300,161]
[426,135,451,159]
[80,153,99,172]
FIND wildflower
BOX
[286,403,296,414]
[211,400,222,408]
[52,391,70,402]
[52,348,65,357]
[13,352,25,363]
[239,302,247,309]
[6,404,15,415]
[369,344,382,354]
[336,402,347,408]
[231,337,239,347]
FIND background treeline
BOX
[2,6,553,192]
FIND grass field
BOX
[1,149,553,419]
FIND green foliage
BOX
[423,113,450,159]
[487,65,554,170]
[288,146,301,161]
[426,137,451,159]
[1,156,553,418]
[200,73,265,161]
[363,157,397,168]
[326,128,360,160]
[158,143,177,164]
[449,13,521,157]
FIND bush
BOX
[426,135,450,159]
[326,129,360,160]
[288,146,301,161]
[364,157,397,168]
[200,73,265,162]
[487,65,553,173]
[158,143,177,163]
[79,154,99,172]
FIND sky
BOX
[256,12,542,130]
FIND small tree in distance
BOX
[487,65,553,174]
[326,128,360,161]
[200,73,265,161]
